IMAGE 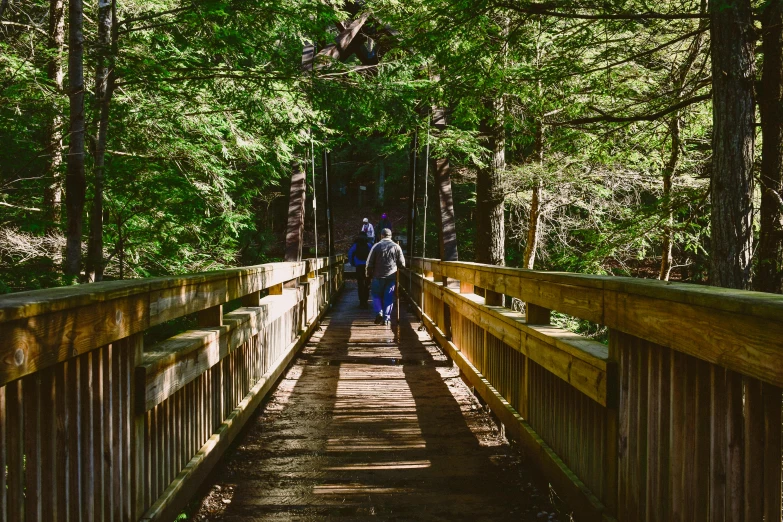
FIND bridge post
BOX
[524,303,550,325]
[198,305,223,327]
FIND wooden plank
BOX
[111,343,122,521]
[23,373,42,520]
[92,347,105,520]
[668,350,686,521]
[0,261,313,387]
[413,256,783,319]
[0,384,6,521]
[7,379,23,521]
[241,290,261,307]
[726,371,744,522]
[526,303,551,325]
[709,366,728,522]
[605,290,783,389]
[126,334,142,520]
[693,360,710,522]
[0,260,312,323]
[197,304,223,328]
[67,359,81,522]
[102,345,113,521]
[81,352,95,522]
[0,295,147,387]
[762,383,782,522]
[743,377,764,522]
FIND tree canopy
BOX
[1,0,780,296]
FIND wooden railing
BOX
[402,258,783,522]
[0,256,344,522]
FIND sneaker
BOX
[374,313,384,325]
[384,319,391,327]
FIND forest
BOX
[1,0,780,298]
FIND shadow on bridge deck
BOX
[191,282,564,521]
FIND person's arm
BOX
[368,224,374,236]
[366,244,378,276]
[347,244,357,266]
[397,244,406,268]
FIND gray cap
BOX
[381,228,392,238]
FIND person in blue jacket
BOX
[347,232,373,308]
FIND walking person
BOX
[366,228,405,327]
[361,218,375,244]
[377,213,392,234]
[347,232,372,308]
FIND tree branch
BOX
[494,2,709,20]
[550,92,711,126]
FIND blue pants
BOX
[371,276,396,321]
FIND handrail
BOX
[413,257,783,387]
[403,258,783,522]
[0,255,345,522]
[0,258,336,387]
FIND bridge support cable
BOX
[323,149,335,293]
[406,131,418,259]
[310,134,318,261]
[420,120,430,320]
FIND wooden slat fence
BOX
[0,256,344,522]
[402,258,783,522]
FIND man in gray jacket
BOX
[366,228,405,326]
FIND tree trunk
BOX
[660,26,704,281]
[477,98,506,267]
[432,107,459,263]
[523,181,541,270]
[523,122,544,270]
[323,149,334,260]
[659,116,680,281]
[86,0,115,282]
[758,0,783,293]
[285,163,307,261]
[64,0,86,278]
[43,0,65,226]
[709,0,755,289]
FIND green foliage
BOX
[0,0,731,292]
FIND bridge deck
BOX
[191,282,560,521]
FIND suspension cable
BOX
[420,114,431,312]
[311,132,318,261]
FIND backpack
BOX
[353,241,370,262]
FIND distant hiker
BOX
[361,217,375,243]
[347,232,373,308]
[377,213,392,234]
[366,228,405,327]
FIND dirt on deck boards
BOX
[191,282,566,521]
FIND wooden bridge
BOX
[1,255,782,521]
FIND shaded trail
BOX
[192,282,562,521]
